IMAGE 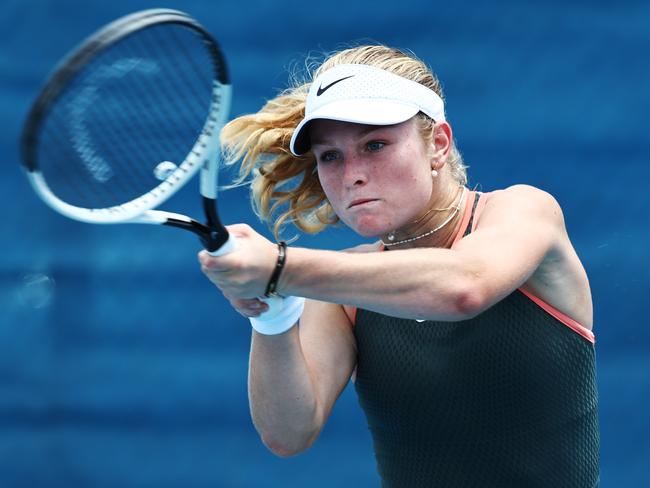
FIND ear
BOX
[429,122,453,170]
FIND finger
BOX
[225,223,253,237]
[233,297,268,311]
[238,308,264,318]
[230,298,268,316]
[198,250,215,267]
[198,250,230,272]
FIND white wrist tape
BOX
[249,296,305,335]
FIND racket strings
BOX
[53,52,156,200]
[163,27,217,119]
[36,23,223,210]
[41,60,164,206]
[99,31,195,190]
[42,65,161,207]
[131,27,212,162]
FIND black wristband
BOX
[264,241,287,298]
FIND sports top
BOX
[351,190,600,487]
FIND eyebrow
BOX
[310,125,388,146]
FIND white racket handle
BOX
[208,234,288,323]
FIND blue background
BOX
[1,0,649,486]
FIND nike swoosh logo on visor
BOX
[316,75,355,96]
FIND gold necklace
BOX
[409,185,465,226]
[382,187,466,247]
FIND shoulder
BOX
[486,184,561,208]
[480,184,565,229]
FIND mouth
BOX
[348,198,379,209]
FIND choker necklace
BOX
[382,187,467,247]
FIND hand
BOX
[223,294,271,318]
[198,223,277,300]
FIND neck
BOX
[381,184,467,250]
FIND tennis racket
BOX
[20,9,282,318]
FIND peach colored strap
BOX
[345,190,596,343]
[518,288,595,343]
[348,190,477,328]
[452,190,477,246]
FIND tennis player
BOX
[199,45,600,487]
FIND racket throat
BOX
[160,196,227,252]
[163,216,229,252]
[201,196,229,251]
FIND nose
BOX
[341,155,368,188]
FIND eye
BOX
[366,141,386,152]
[319,150,341,163]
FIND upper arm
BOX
[298,298,357,427]
[452,185,566,314]
[297,241,381,429]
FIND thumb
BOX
[198,249,231,272]
[225,223,254,238]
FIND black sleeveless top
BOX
[353,192,600,487]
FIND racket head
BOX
[20,9,231,224]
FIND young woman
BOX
[199,45,600,487]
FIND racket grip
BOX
[207,234,285,320]
[208,233,239,257]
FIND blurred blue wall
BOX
[1,0,649,486]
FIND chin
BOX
[341,212,393,238]
[354,228,381,238]
[349,221,390,239]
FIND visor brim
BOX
[289,100,420,155]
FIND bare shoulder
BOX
[477,184,567,245]
[483,184,565,225]
[485,185,593,329]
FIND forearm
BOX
[248,326,321,456]
[280,247,481,321]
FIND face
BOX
[311,118,434,237]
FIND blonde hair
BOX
[221,44,468,239]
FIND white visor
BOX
[289,64,446,155]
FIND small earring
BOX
[431,169,438,178]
